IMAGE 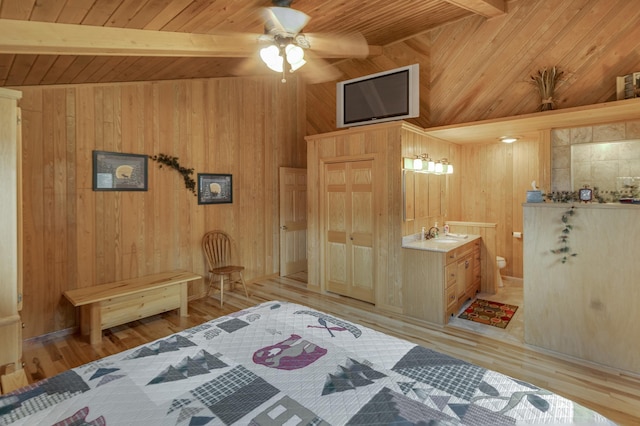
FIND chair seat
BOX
[210,265,244,274]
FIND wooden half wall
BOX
[18,77,306,339]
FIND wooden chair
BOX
[201,230,248,306]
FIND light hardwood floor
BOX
[22,274,640,425]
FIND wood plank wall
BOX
[306,0,639,279]
[308,0,640,134]
[430,0,640,126]
[306,122,461,314]
[18,77,306,339]
[459,135,549,278]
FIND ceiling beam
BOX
[443,0,506,18]
[0,18,381,58]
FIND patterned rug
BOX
[458,299,518,329]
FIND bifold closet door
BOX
[325,160,374,303]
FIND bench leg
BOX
[89,303,102,345]
[179,282,189,317]
[80,305,90,336]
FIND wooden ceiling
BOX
[0,0,505,87]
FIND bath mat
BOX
[458,299,518,329]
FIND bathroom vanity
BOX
[402,235,481,324]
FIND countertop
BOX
[401,234,481,252]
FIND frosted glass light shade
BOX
[435,162,444,174]
[267,7,310,34]
[413,158,423,170]
[426,160,435,173]
[285,44,306,71]
[260,45,283,72]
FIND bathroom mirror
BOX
[415,172,429,218]
[403,170,415,221]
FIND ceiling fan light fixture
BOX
[260,45,284,72]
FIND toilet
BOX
[496,256,507,288]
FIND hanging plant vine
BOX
[550,205,577,264]
[149,153,196,196]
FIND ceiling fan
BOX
[236,0,369,83]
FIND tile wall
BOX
[551,120,640,196]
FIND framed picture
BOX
[93,151,148,191]
[198,173,233,205]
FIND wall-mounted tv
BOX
[336,64,419,128]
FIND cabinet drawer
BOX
[445,264,457,284]
[446,243,474,264]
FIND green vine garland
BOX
[149,153,196,196]
[550,205,577,264]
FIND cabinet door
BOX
[325,160,375,303]
[456,253,474,301]
[463,253,474,295]
[456,258,467,300]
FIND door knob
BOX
[281,225,288,230]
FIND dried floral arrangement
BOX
[530,66,563,111]
[149,153,196,195]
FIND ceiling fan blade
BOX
[294,53,342,84]
[233,55,276,77]
[304,32,369,58]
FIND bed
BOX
[0,301,614,425]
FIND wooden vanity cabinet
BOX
[445,240,481,318]
[403,238,481,325]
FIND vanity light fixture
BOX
[403,154,453,174]
[422,155,436,173]
[499,136,518,143]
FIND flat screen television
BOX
[336,64,419,128]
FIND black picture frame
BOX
[198,173,233,205]
[93,150,148,191]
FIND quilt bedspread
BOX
[0,301,615,425]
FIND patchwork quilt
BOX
[0,301,615,425]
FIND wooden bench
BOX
[63,270,201,345]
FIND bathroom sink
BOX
[434,238,459,243]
